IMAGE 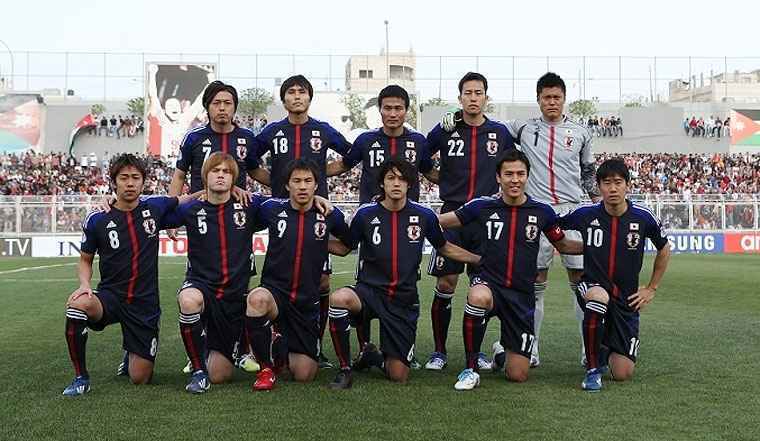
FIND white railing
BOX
[0,194,758,236]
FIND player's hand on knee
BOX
[67,286,93,305]
[628,286,656,311]
[441,109,463,132]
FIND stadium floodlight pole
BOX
[384,20,389,85]
[0,39,13,90]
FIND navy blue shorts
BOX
[428,202,483,277]
[180,278,245,363]
[470,276,536,359]
[577,281,641,362]
[264,284,320,362]
[351,283,420,367]
[89,290,160,362]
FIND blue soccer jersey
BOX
[561,201,669,300]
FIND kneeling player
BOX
[560,158,670,391]
[437,150,582,390]
[63,154,192,396]
[327,158,481,389]
[244,159,351,390]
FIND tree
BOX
[126,97,144,116]
[407,94,419,129]
[342,93,368,130]
[90,104,106,116]
[623,94,646,108]
[568,99,597,121]
[238,87,274,117]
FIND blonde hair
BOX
[201,151,239,188]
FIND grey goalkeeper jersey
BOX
[504,116,597,205]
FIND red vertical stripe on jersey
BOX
[294,125,302,159]
[387,211,399,299]
[125,211,140,304]
[216,205,229,299]
[608,217,619,298]
[505,206,518,287]
[289,212,306,304]
[467,126,477,201]
[548,126,559,204]
[390,137,397,157]
[221,133,229,153]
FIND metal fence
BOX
[1,194,757,236]
[2,52,760,103]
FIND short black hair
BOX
[203,80,239,112]
[536,72,566,98]
[378,85,410,109]
[458,72,488,94]
[596,158,630,184]
[284,158,321,187]
[109,153,147,184]
[377,158,417,198]
[280,75,314,102]
[495,149,530,176]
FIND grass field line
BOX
[0,262,79,275]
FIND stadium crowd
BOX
[580,116,623,137]
[683,116,730,139]
[1,150,758,232]
[89,115,145,139]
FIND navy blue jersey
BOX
[344,201,446,305]
[560,201,669,300]
[163,196,268,301]
[175,124,260,193]
[427,118,516,205]
[254,117,352,198]
[455,196,565,295]
[342,128,433,203]
[81,196,178,303]
[256,199,351,305]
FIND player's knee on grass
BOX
[289,354,318,382]
[128,354,154,385]
[436,274,458,294]
[246,287,275,316]
[505,352,530,383]
[584,286,610,304]
[385,358,409,383]
[609,353,635,381]
[207,351,234,384]
[177,288,203,313]
[467,285,493,309]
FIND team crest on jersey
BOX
[486,140,499,155]
[407,225,421,242]
[236,145,247,160]
[143,218,157,236]
[435,256,445,269]
[525,224,539,242]
[233,211,247,228]
[310,137,323,152]
[626,232,640,249]
[405,149,416,163]
[314,222,327,239]
[316,213,325,221]
[564,136,574,149]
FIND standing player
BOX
[62,154,197,396]
[326,158,481,389]
[436,150,582,390]
[443,72,599,367]
[559,159,670,391]
[423,72,516,371]
[244,158,351,391]
[253,75,353,368]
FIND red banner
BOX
[724,232,760,253]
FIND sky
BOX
[1,0,759,102]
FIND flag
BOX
[730,110,760,146]
[68,114,96,155]
[0,94,41,153]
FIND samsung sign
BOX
[645,232,723,254]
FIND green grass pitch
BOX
[0,253,758,441]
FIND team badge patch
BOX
[407,225,421,242]
[142,210,151,218]
[525,224,538,242]
[314,222,327,239]
[233,211,246,228]
[405,149,416,163]
[564,136,574,149]
[233,203,243,210]
[237,138,247,144]
[486,140,499,155]
[316,213,325,221]
[409,215,419,224]
[312,130,320,137]
[435,256,445,269]
[626,232,640,249]
[310,137,322,152]
[143,218,157,236]
[630,223,639,231]
[406,141,415,148]
[528,215,537,223]
[488,132,497,140]
[237,145,247,160]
